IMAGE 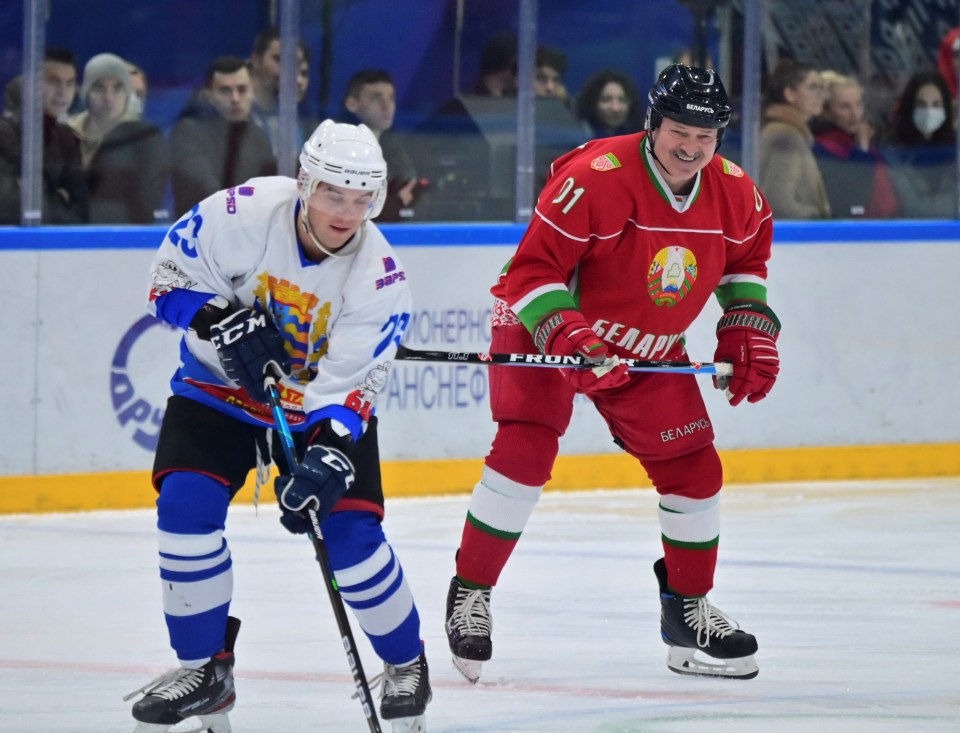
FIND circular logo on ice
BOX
[647,246,697,306]
[110,315,179,452]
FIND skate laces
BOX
[381,659,422,698]
[683,597,739,648]
[122,667,204,702]
[451,585,492,636]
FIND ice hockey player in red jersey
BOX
[445,65,778,683]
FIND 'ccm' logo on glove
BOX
[209,308,290,403]
[210,311,268,348]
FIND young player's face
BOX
[651,118,718,184]
[303,183,374,251]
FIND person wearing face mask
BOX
[883,70,958,218]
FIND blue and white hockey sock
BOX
[322,511,423,666]
[155,471,233,667]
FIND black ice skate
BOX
[654,559,759,679]
[124,616,241,733]
[379,650,431,733]
[445,575,492,683]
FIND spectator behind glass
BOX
[127,62,148,120]
[811,71,898,218]
[409,31,519,220]
[883,70,958,218]
[535,45,568,102]
[0,70,87,224]
[757,59,830,219]
[342,68,420,221]
[43,47,78,122]
[248,26,309,154]
[472,31,518,97]
[169,55,277,219]
[68,53,169,223]
[575,69,643,139]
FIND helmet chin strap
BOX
[299,203,361,259]
[647,130,677,179]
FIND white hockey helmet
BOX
[298,119,387,220]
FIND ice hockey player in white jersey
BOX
[124,120,431,733]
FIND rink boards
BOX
[1,221,958,513]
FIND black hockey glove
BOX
[209,308,290,403]
[274,423,357,535]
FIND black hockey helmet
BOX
[646,64,732,144]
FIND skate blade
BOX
[133,713,232,733]
[387,713,426,733]
[451,655,482,684]
[666,647,758,680]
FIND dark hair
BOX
[45,47,76,67]
[252,26,280,57]
[345,68,394,100]
[536,45,566,75]
[576,69,642,134]
[890,69,956,147]
[479,31,518,74]
[205,55,249,86]
[251,26,309,63]
[764,58,817,105]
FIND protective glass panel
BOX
[1,0,957,226]
[757,0,960,219]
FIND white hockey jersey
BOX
[146,177,411,437]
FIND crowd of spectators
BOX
[2,26,960,224]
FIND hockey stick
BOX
[395,345,733,377]
[264,372,383,733]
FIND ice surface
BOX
[2,478,958,732]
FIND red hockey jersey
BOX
[498,131,774,361]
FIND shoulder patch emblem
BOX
[591,153,621,171]
[721,158,744,177]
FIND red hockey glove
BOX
[713,301,780,406]
[533,309,630,393]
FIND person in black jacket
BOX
[169,56,277,218]
[69,52,169,224]
[0,53,88,225]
